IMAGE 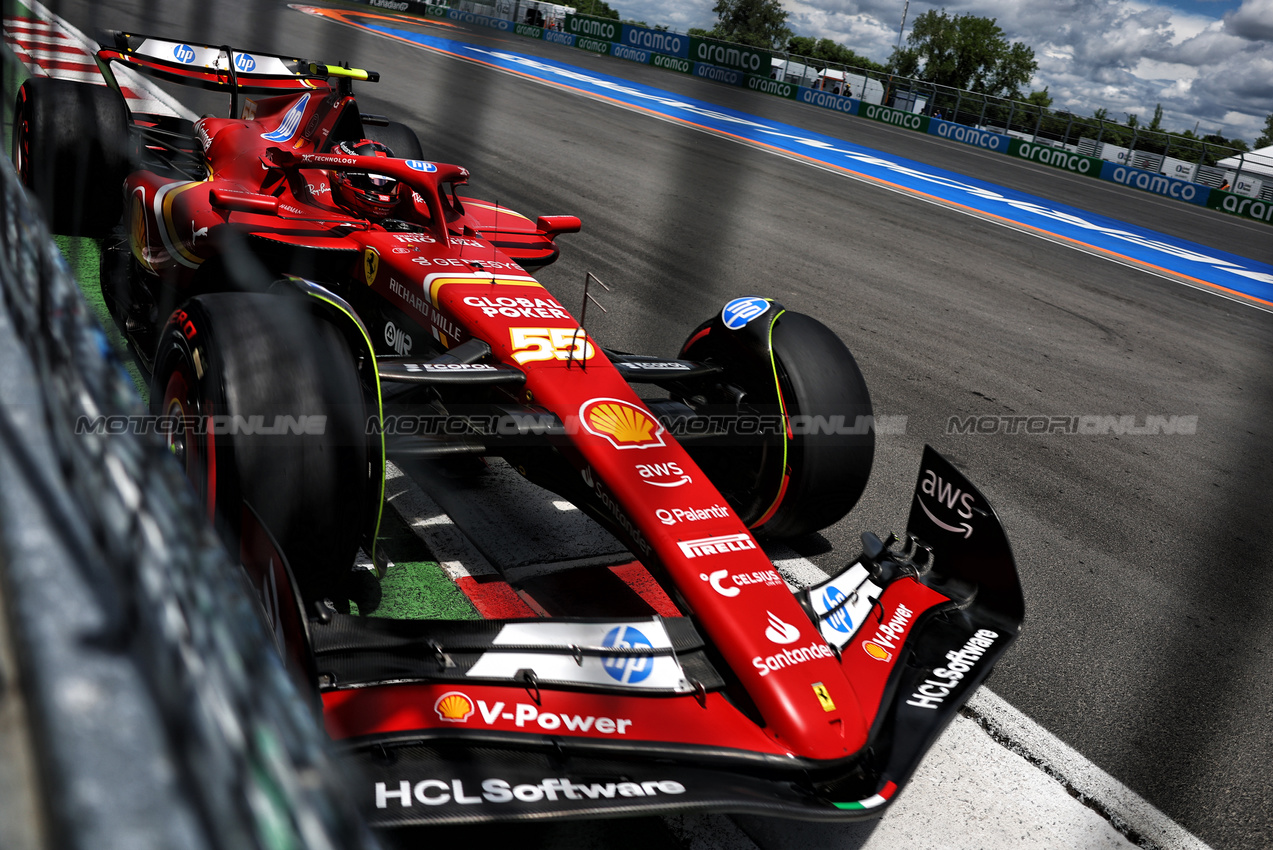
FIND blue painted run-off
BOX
[362,22,1273,307]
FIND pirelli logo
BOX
[678,533,757,559]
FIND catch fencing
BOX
[0,115,379,850]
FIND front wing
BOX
[249,447,1022,826]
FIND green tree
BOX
[574,0,619,18]
[1024,87,1052,109]
[704,0,792,50]
[1256,113,1273,149]
[887,11,1037,98]
[786,36,883,72]
[1148,103,1164,132]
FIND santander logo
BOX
[764,611,801,644]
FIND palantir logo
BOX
[600,626,654,684]
[721,297,770,330]
[822,586,853,633]
[234,53,256,73]
[173,44,196,64]
[765,612,801,645]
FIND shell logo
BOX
[580,398,665,450]
[434,691,474,722]
[863,641,893,662]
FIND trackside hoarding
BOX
[1208,190,1273,223]
[860,103,930,133]
[689,37,773,75]
[564,13,620,42]
[620,24,690,58]
[1008,140,1102,177]
[747,74,798,100]
[443,7,510,30]
[929,118,1010,153]
[611,43,651,64]
[797,87,858,115]
[694,63,745,86]
[1100,162,1209,206]
[653,54,692,74]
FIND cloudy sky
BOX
[611,0,1273,145]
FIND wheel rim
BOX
[162,367,217,521]
[14,88,31,186]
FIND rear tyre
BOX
[12,78,132,237]
[365,121,424,160]
[151,293,371,606]
[678,306,874,539]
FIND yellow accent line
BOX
[427,275,545,308]
[311,63,370,80]
[160,181,207,267]
[306,292,387,572]
[464,200,532,221]
[756,308,789,527]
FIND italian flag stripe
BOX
[833,780,898,810]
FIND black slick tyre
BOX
[364,121,424,160]
[679,306,874,539]
[151,293,370,605]
[12,77,132,237]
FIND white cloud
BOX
[613,0,1270,142]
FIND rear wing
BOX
[94,31,378,98]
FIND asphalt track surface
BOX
[23,2,1273,848]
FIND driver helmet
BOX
[331,139,400,219]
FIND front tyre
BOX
[152,293,371,605]
[678,303,874,539]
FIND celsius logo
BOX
[721,297,769,329]
[765,612,801,644]
[406,160,437,172]
[601,626,654,684]
[234,53,256,72]
[700,569,739,597]
[822,586,853,633]
[173,44,196,64]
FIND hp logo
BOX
[721,297,769,330]
[173,44,196,64]
[406,160,437,172]
[234,53,256,72]
[822,586,853,633]
[600,626,654,684]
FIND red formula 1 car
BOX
[14,33,1024,826]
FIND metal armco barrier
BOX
[0,146,380,847]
